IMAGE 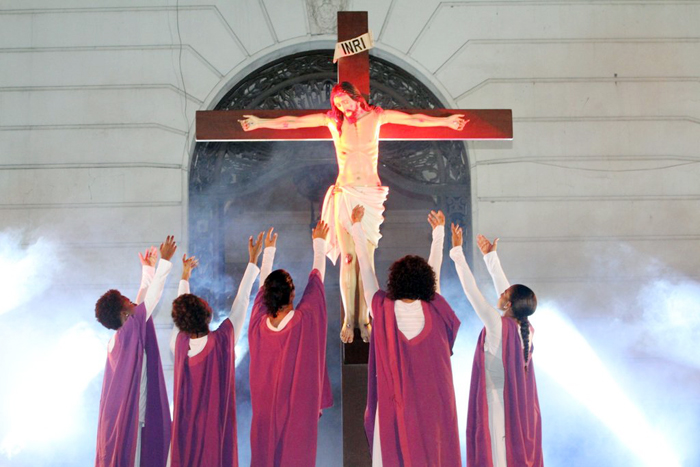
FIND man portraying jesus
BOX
[239,81,467,343]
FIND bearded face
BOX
[333,93,361,122]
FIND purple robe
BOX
[467,317,543,467]
[248,270,333,467]
[365,290,462,466]
[95,303,171,467]
[171,319,238,467]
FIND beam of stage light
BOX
[534,304,681,467]
[0,323,106,458]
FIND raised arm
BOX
[427,210,445,294]
[144,235,176,320]
[135,246,157,304]
[171,253,198,353]
[229,232,263,344]
[349,206,380,318]
[239,113,329,131]
[311,220,329,281]
[449,224,501,334]
[382,110,468,130]
[477,234,510,296]
[259,227,277,290]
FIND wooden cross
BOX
[196,11,512,466]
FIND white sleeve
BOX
[144,259,173,320]
[449,246,501,334]
[427,225,445,294]
[350,223,380,318]
[229,262,260,344]
[170,279,190,354]
[259,247,276,290]
[177,279,190,296]
[169,325,178,355]
[135,265,155,305]
[312,238,327,281]
[483,251,511,296]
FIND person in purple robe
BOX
[169,231,265,467]
[94,236,177,467]
[350,205,462,467]
[449,225,543,467]
[248,220,333,467]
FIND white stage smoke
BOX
[0,231,57,316]
[535,303,682,467]
[0,322,106,458]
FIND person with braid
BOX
[449,224,543,467]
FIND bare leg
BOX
[338,224,358,343]
[357,239,375,343]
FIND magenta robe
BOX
[248,270,333,467]
[171,319,238,467]
[95,303,171,467]
[365,290,462,466]
[467,317,543,467]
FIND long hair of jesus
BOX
[328,81,374,136]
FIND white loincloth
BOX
[320,185,389,264]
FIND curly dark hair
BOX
[171,293,212,335]
[95,289,128,330]
[508,284,537,367]
[386,255,436,302]
[262,269,295,318]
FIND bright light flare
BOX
[0,323,106,458]
[534,304,681,467]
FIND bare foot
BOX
[360,322,372,343]
[340,325,354,344]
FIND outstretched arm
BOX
[171,254,198,353]
[477,234,510,296]
[427,210,445,294]
[135,246,157,304]
[382,110,468,130]
[259,228,277,289]
[349,206,380,318]
[449,224,501,334]
[239,113,329,131]
[229,232,263,344]
[311,220,329,281]
[144,236,177,320]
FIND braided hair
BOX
[262,269,295,318]
[508,284,537,369]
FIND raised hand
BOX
[138,246,158,267]
[239,115,261,132]
[476,234,498,256]
[428,210,445,230]
[312,220,330,240]
[264,227,278,248]
[159,235,177,261]
[248,231,264,265]
[447,114,469,131]
[451,223,463,248]
[181,254,199,281]
[351,205,365,224]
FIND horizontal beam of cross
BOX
[196,109,513,142]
